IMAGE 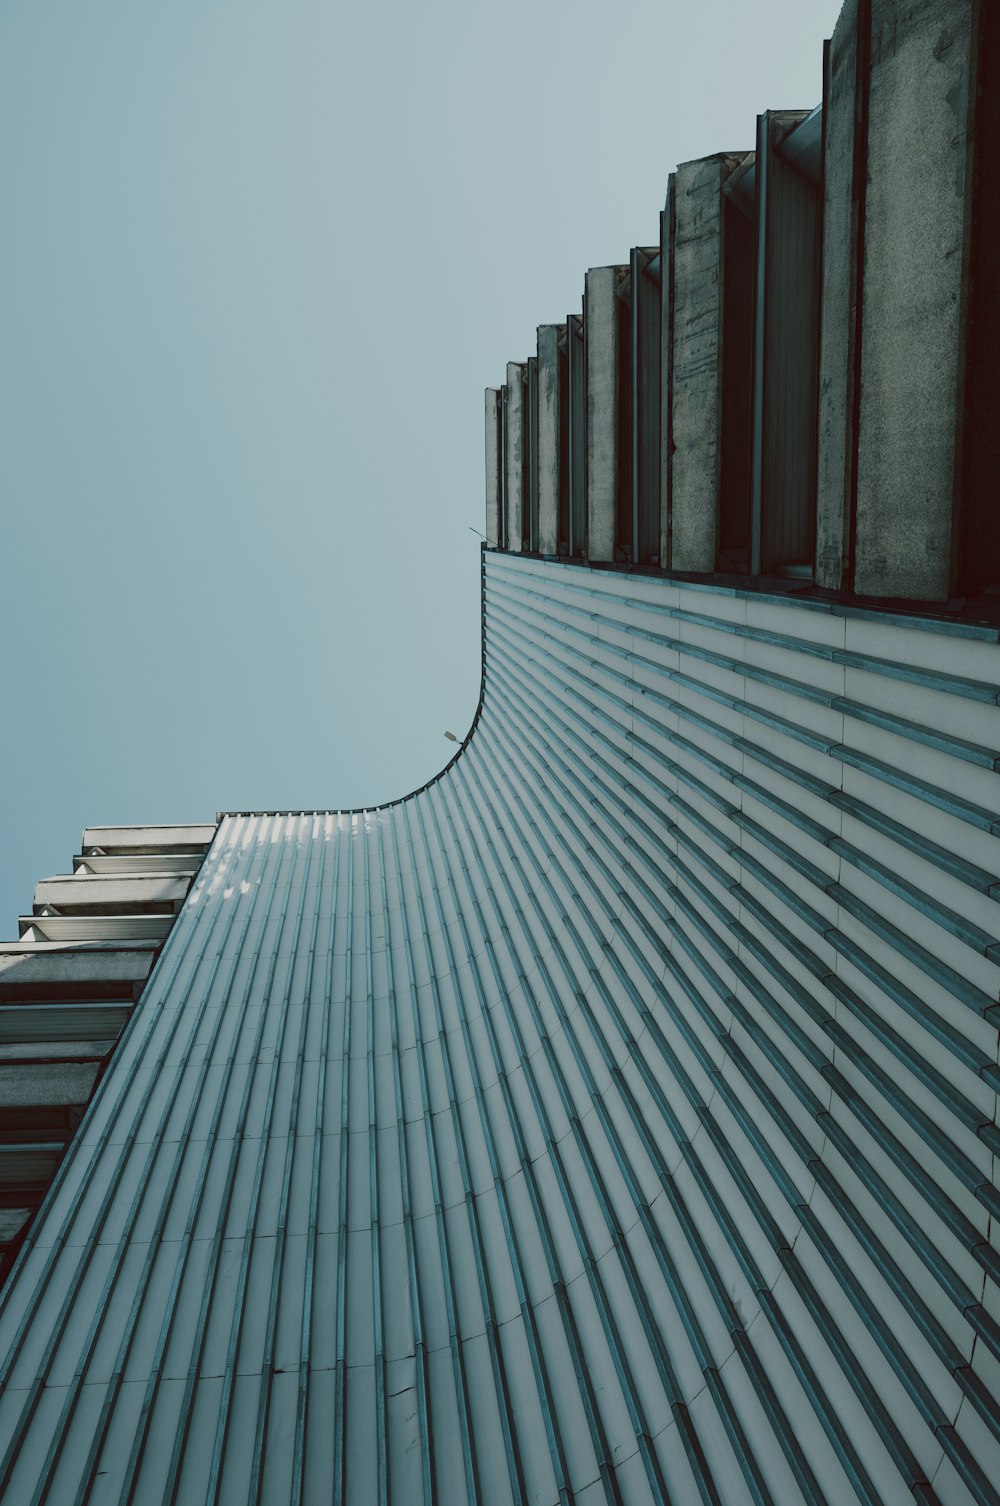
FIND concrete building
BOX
[1,2,999,1502]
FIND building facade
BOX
[1,3,999,1503]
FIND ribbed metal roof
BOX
[0,552,998,1504]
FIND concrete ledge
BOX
[18,915,174,943]
[34,875,188,911]
[72,853,200,876]
[0,1062,100,1108]
[0,948,156,1003]
[815,0,860,591]
[82,824,215,852]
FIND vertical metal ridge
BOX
[383,811,485,1504]
[242,815,329,1506]
[373,815,435,1506]
[290,813,340,1506]
[467,681,899,1499]
[363,815,390,1506]
[155,813,307,1506]
[451,730,818,1504]
[428,772,683,1505]
[400,794,623,1506]
[333,821,353,1506]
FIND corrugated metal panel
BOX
[0,553,998,1504]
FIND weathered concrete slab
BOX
[505,362,525,554]
[526,356,539,551]
[536,326,562,556]
[567,312,586,557]
[82,824,215,852]
[585,266,624,563]
[0,1062,100,1107]
[659,178,675,569]
[670,155,748,572]
[34,875,188,911]
[815,0,860,591]
[854,0,972,599]
[0,1209,32,1245]
[631,245,661,565]
[485,388,501,548]
[0,948,154,1001]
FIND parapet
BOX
[487,0,1000,608]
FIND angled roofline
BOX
[215,542,1000,823]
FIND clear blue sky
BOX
[0,0,842,928]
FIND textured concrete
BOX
[816,0,860,591]
[630,246,661,564]
[536,324,561,555]
[484,388,501,548]
[0,1039,117,1060]
[0,1214,30,1245]
[526,356,539,551]
[659,176,675,568]
[0,947,154,998]
[584,266,619,562]
[670,155,746,572]
[34,875,188,911]
[957,0,1000,595]
[504,361,525,554]
[567,313,586,557]
[855,0,972,599]
[0,1063,99,1108]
